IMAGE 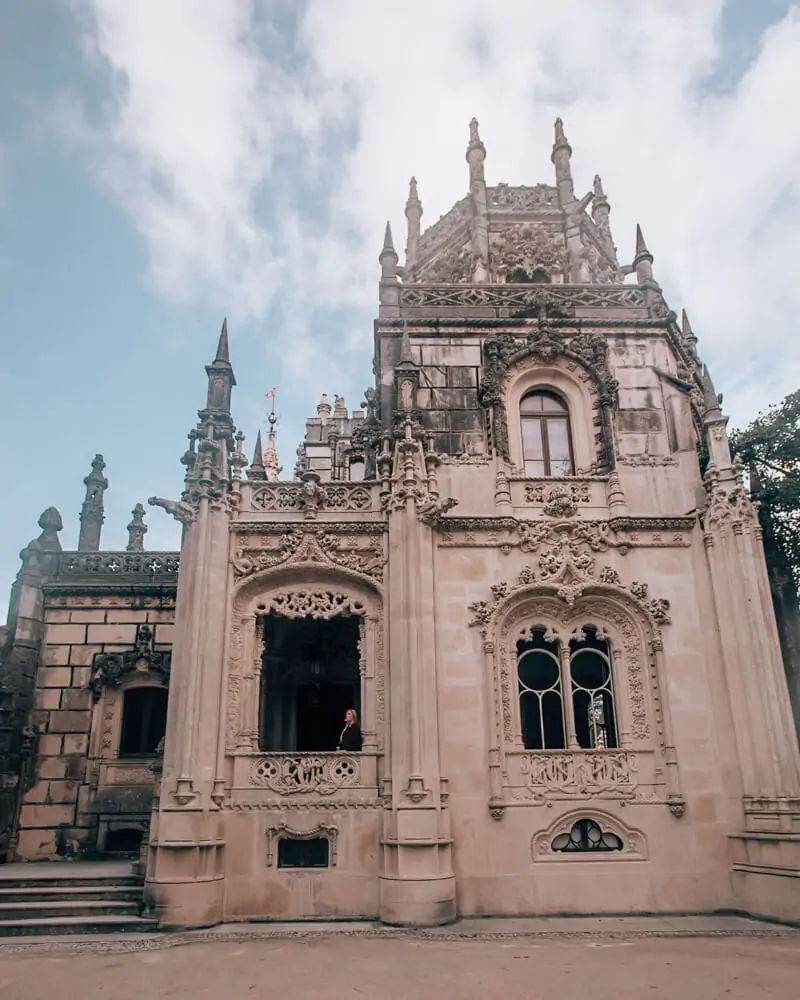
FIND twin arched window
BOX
[520,390,574,477]
[517,627,618,751]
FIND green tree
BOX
[731,389,800,589]
[731,389,800,741]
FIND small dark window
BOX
[104,828,143,854]
[520,391,574,478]
[552,819,623,853]
[120,687,168,756]
[277,837,330,868]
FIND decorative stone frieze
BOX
[250,480,375,516]
[518,750,638,803]
[250,754,360,796]
[232,527,385,583]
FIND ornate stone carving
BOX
[148,496,195,526]
[90,624,171,701]
[265,822,339,866]
[489,224,568,281]
[398,283,646,312]
[478,320,617,469]
[487,184,559,209]
[519,751,638,803]
[232,528,385,583]
[250,754,360,796]
[381,485,458,526]
[415,196,471,263]
[701,466,760,537]
[250,481,374,515]
[267,592,366,621]
[532,810,648,862]
[524,481,591,515]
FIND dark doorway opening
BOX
[119,687,168,756]
[104,828,143,855]
[260,613,361,752]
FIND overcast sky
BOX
[1,0,799,615]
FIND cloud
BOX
[68,0,800,425]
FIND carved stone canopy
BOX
[89,623,171,701]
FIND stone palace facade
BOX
[1,119,798,927]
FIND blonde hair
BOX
[346,708,358,724]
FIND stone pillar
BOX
[144,495,232,928]
[77,455,108,552]
[379,439,456,926]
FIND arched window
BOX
[570,629,618,750]
[516,625,618,751]
[119,687,168,757]
[517,630,565,750]
[520,390,573,478]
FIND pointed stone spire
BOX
[205,318,236,412]
[466,117,487,181]
[78,454,108,552]
[214,317,231,365]
[405,176,423,271]
[466,118,489,280]
[633,224,655,284]
[247,430,267,481]
[379,220,399,280]
[126,503,148,552]
[681,308,699,357]
[264,412,282,481]
[551,117,574,205]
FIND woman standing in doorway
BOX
[338,708,363,751]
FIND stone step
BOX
[0,884,142,904]
[0,875,142,890]
[0,899,142,921]
[0,914,158,937]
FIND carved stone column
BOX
[143,495,232,928]
[379,445,457,925]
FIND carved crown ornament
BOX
[89,624,171,702]
[232,526,385,584]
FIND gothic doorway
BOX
[259,613,361,752]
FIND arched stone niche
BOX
[503,358,599,477]
[532,807,648,862]
[227,564,385,755]
[478,583,681,816]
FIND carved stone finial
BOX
[264,414,282,481]
[381,221,396,255]
[317,393,332,419]
[126,503,148,552]
[78,454,108,552]
[333,394,348,419]
[38,507,63,546]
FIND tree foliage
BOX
[730,389,800,590]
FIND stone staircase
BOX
[0,862,158,937]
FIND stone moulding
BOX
[250,754,361,796]
[265,821,339,867]
[532,808,648,862]
[232,527,386,584]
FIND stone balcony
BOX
[227,751,381,810]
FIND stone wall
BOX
[18,589,175,859]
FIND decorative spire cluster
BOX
[126,503,148,552]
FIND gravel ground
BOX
[1,933,799,1000]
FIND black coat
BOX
[338,724,363,752]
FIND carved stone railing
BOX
[52,551,180,582]
[247,753,364,796]
[397,283,647,316]
[503,750,648,805]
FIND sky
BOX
[1,0,799,617]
